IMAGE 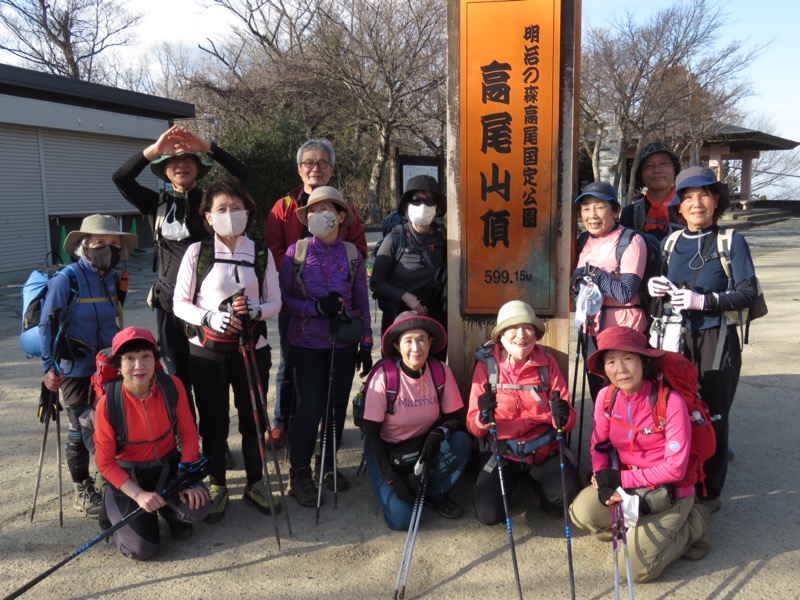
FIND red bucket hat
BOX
[381,311,447,359]
[112,326,158,355]
[586,326,666,378]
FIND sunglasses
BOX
[408,195,437,207]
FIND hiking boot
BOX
[682,502,710,561]
[314,455,350,491]
[243,478,282,516]
[204,484,229,524]
[73,478,102,517]
[288,468,318,507]
[266,427,288,450]
[160,507,193,541]
[424,496,463,519]
[697,496,722,514]
[225,442,236,470]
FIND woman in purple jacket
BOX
[278,186,373,507]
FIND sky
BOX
[125,0,800,145]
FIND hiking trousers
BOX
[61,376,92,484]
[683,324,742,500]
[570,487,705,582]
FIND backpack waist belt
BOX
[500,429,558,459]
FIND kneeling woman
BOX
[468,301,579,524]
[569,326,710,583]
[94,327,209,560]
[362,312,471,530]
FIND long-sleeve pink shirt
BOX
[591,380,692,493]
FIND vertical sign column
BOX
[460,0,562,315]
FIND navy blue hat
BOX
[574,181,619,205]
[675,167,730,215]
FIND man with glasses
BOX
[264,138,368,448]
[370,175,448,359]
[620,141,684,241]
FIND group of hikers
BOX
[31,129,760,591]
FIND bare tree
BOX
[0,0,142,82]
[580,0,765,200]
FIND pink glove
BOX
[671,289,706,311]
[647,276,673,298]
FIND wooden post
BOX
[446,0,579,396]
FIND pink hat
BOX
[586,326,665,377]
[381,311,447,359]
[112,327,157,355]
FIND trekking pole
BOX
[576,324,591,472]
[607,449,634,600]
[235,298,282,550]
[5,458,207,600]
[316,311,339,525]
[549,392,576,600]
[567,333,582,448]
[394,461,429,600]
[611,499,621,600]
[55,403,63,527]
[30,386,54,524]
[486,409,523,600]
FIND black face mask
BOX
[85,245,122,271]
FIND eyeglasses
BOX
[642,161,674,172]
[300,160,332,170]
[408,195,438,207]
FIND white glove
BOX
[206,311,233,333]
[647,276,673,298]
[245,297,262,321]
[671,289,706,311]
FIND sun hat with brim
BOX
[149,151,213,183]
[296,186,354,228]
[491,300,546,343]
[381,311,447,359]
[398,174,445,217]
[63,214,138,257]
[635,142,681,188]
[675,166,730,215]
[586,326,666,377]
[574,181,619,205]
[111,326,158,355]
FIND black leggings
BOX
[190,344,272,486]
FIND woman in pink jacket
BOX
[468,301,579,525]
[569,326,710,583]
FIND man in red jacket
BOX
[264,138,368,448]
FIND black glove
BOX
[570,267,587,294]
[355,346,373,377]
[595,468,621,504]
[389,473,420,505]
[477,383,497,424]
[549,396,571,430]
[38,388,62,423]
[316,291,343,317]
[419,427,446,465]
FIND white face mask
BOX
[308,211,338,238]
[160,202,190,241]
[208,210,248,238]
[500,336,536,362]
[407,203,437,227]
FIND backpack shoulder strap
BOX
[474,343,499,390]
[393,226,406,262]
[253,239,269,301]
[537,347,550,390]
[154,371,179,434]
[716,227,734,281]
[616,227,634,266]
[105,379,127,454]
[292,238,312,299]
[603,386,620,416]
[192,239,215,303]
[632,197,647,231]
[342,240,360,281]
[650,378,669,432]
[384,359,402,416]
[662,229,683,267]
[427,358,448,409]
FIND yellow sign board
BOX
[460,0,562,315]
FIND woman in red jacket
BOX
[94,327,209,561]
[468,301,579,524]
